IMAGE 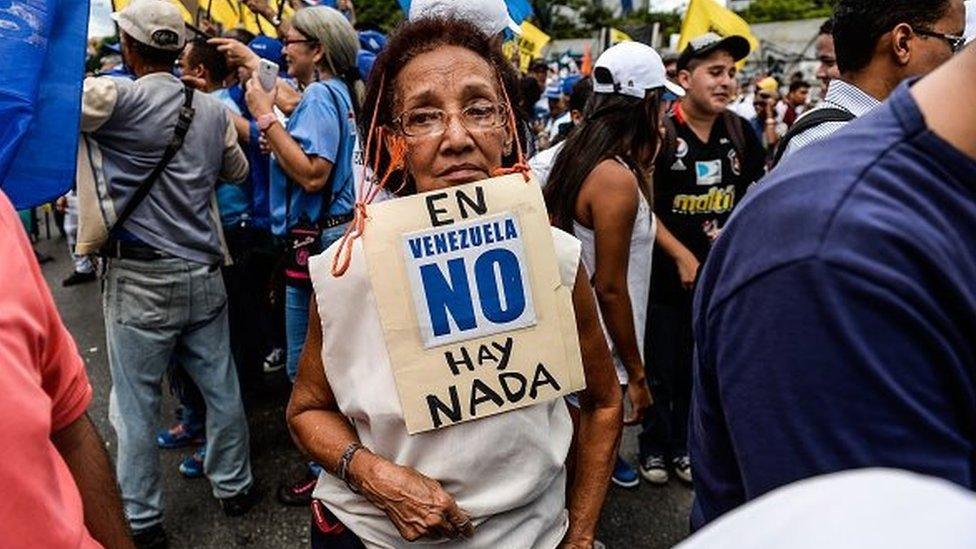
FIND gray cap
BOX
[112,0,186,51]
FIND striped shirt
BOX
[780,80,881,159]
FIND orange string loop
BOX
[331,73,532,275]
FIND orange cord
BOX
[331,73,530,277]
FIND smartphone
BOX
[257,59,279,92]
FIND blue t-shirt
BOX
[212,88,252,228]
[269,79,356,236]
[690,83,976,529]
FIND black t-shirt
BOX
[652,106,766,303]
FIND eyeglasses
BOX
[393,102,508,137]
[914,27,966,53]
[282,38,317,47]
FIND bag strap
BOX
[771,107,855,168]
[722,110,748,164]
[108,85,196,237]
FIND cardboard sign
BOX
[363,174,585,434]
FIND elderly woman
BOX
[287,16,622,549]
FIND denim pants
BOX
[104,257,253,531]
[285,223,348,381]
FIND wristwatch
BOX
[257,112,278,132]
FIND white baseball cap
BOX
[592,41,684,99]
[409,0,521,37]
[965,0,976,44]
[112,0,185,51]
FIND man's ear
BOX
[890,23,914,66]
[677,68,693,90]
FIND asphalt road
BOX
[37,232,692,549]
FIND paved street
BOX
[37,232,692,548]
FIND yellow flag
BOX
[111,0,294,38]
[609,27,632,44]
[678,0,759,59]
[515,20,551,72]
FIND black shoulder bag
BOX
[101,85,196,252]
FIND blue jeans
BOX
[284,223,348,381]
[104,257,253,531]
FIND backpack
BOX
[771,107,856,168]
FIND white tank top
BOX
[572,161,655,384]
[308,227,583,549]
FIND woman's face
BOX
[283,27,319,82]
[393,45,509,193]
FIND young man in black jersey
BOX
[639,32,766,486]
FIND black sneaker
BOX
[276,473,318,507]
[132,524,169,549]
[672,455,693,484]
[62,270,96,287]
[639,455,669,485]
[220,486,261,517]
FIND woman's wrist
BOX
[346,447,379,493]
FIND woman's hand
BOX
[245,76,277,118]
[676,252,701,291]
[243,0,275,18]
[352,452,475,542]
[623,374,652,425]
[209,37,260,80]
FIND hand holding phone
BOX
[257,59,279,92]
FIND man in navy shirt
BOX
[689,44,976,529]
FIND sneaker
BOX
[132,524,169,549]
[62,270,96,287]
[610,456,640,488]
[179,446,206,479]
[673,455,693,484]
[220,486,262,517]
[276,472,318,506]
[263,347,285,373]
[639,455,669,485]
[156,422,205,449]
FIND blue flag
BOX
[0,0,90,210]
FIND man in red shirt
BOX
[0,189,133,549]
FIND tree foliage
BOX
[354,0,404,32]
[736,0,833,24]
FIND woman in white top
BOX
[286,16,622,549]
[543,42,684,486]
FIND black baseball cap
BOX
[676,32,751,71]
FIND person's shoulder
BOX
[701,91,944,307]
[302,81,344,110]
[586,157,639,194]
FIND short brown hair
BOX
[360,16,520,196]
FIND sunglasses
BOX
[914,27,966,53]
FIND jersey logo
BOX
[727,149,741,176]
[675,138,689,159]
[719,137,730,145]
[695,159,722,186]
[670,159,687,171]
[672,185,736,215]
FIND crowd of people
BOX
[7,0,976,547]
